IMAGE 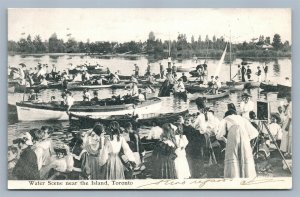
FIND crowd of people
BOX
[234,62,269,83]
[8,92,292,180]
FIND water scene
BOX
[7,8,292,189]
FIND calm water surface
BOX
[7,54,291,145]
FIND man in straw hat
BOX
[240,92,254,119]
[12,132,40,180]
[216,108,258,178]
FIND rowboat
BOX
[189,89,230,101]
[16,97,162,121]
[66,82,113,90]
[8,82,63,93]
[260,81,278,92]
[277,83,291,93]
[177,66,190,72]
[69,109,189,129]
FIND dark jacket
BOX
[13,147,40,180]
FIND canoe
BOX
[185,84,208,93]
[224,82,245,91]
[16,97,162,121]
[260,82,278,92]
[189,89,230,101]
[69,109,189,129]
[8,82,63,93]
[112,82,162,89]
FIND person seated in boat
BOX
[174,78,186,93]
[28,89,38,101]
[83,89,91,101]
[106,67,111,75]
[111,72,120,84]
[125,76,139,97]
[166,72,175,89]
[145,85,155,94]
[73,72,82,82]
[180,73,188,83]
[240,92,254,119]
[147,73,156,84]
[90,91,99,103]
[214,76,222,94]
[63,91,74,114]
[138,89,146,101]
[40,76,48,86]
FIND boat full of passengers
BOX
[16,96,162,121]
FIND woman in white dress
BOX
[100,121,136,180]
[174,124,191,179]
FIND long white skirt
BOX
[174,148,191,179]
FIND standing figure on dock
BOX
[246,65,252,81]
[240,93,254,119]
[280,93,292,158]
[215,76,222,94]
[159,63,164,79]
[151,123,177,179]
[256,66,262,82]
[241,64,246,82]
[263,63,269,81]
[134,64,139,77]
[146,64,151,76]
[216,109,258,178]
[172,62,177,76]
[237,65,242,81]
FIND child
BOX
[48,145,74,180]
[8,146,19,179]
[264,113,282,149]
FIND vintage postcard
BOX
[7,8,292,189]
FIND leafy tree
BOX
[272,34,282,50]
[33,35,46,53]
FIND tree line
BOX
[8,32,291,58]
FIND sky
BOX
[8,8,291,44]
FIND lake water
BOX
[7,54,291,145]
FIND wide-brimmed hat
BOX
[271,113,281,123]
[14,132,33,146]
[242,92,252,98]
[195,97,207,109]
[19,63,26,67]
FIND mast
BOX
[229,31,232,81]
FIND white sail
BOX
[214,43,228,78]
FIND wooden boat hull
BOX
[67,82,113,90]
[277,84,291,93]
[69,109,189,129]
[189,90,230,101]
[260,82,278,92]
[177,67,190,72]
[16,97,162,121]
